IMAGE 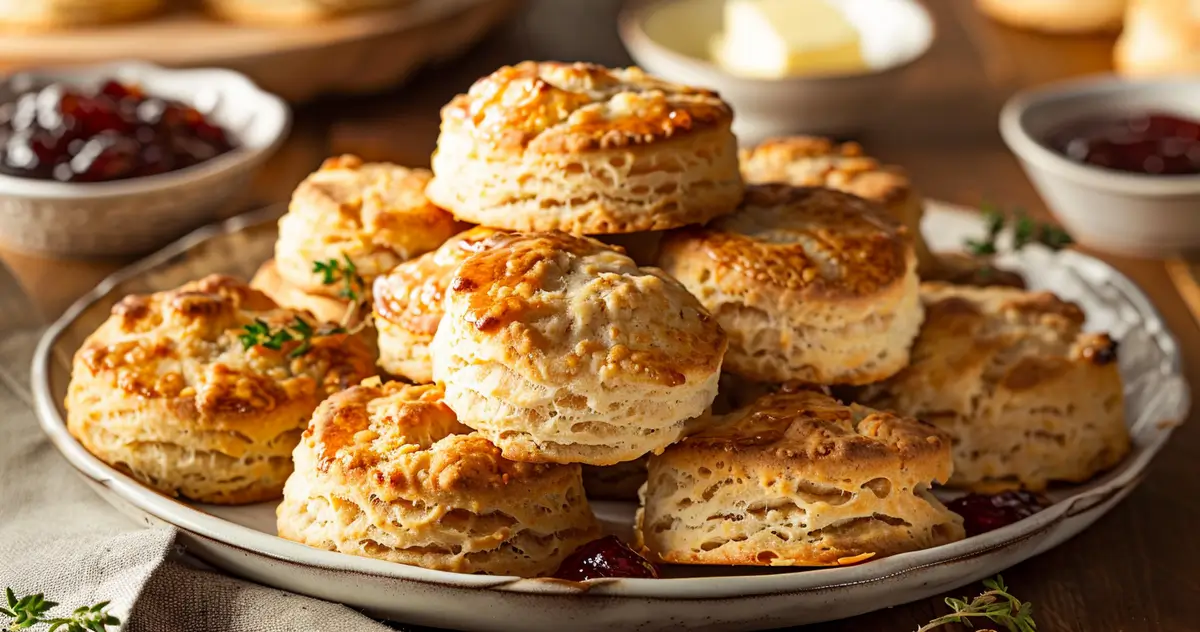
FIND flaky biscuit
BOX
[426,61,744,234]
[431,232,727,466]
[657,185,922,385]
[204,0,412,24]
[739,136,937,278]
[635,389,964,566]
[65,275,375,504]
[251,258,360,326]
[372,227,505,383]
[275,155,459,300]
[850,283,1129,492]
[0,0,161,30]
[277,381,601,577]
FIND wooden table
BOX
[4,1,1198,629]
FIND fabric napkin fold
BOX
[0,330,400,632]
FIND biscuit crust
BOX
[635,390,964,566]
[275,155,459,299]
[851,283,1129,492]
[426,61,744,234]
[739,136,937,277]
[0,0,162,30]
[373,227,505,383]
[431,231,727,465]
[277,381,601,577]
[657,185,922,385]
[65,275,376,504]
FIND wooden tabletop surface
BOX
[3,1,1198,630]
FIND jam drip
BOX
[1047,112,1200,176]
[946,490,1051,537]
[553,535,660,581]
[0,78,235,183]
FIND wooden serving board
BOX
[1165,257,1200,327]
[0,0,518,102]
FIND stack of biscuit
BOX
[65,60,1130,578]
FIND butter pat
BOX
[710,0,867,78]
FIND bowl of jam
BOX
[0,61,289,257]
[1000,75,1200,258]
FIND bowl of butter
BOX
[619,0,934,140]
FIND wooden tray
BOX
[0,0,518,102]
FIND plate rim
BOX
[32,203,1191,600]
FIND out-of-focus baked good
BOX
[251,259,361,326]
[635,389,964,566]
[922,253,1027,290]
[277,381,601,577]
[275,155,459,302]
[0,0,162,30]
[1115,0,1200,76]
[431,231,727,466]
[739,136,936,278]
[850,283,1129,492]
[204,0,412,24]
[657,185,921,386]
[975,0,1126,34]
[65,275,376,505]
[426,61,744,235]
[373,226,505,383]
[581,457,648,501]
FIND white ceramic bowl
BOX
[0,61,290,257]
[618,0,934,142]
[1000,75,1200,259]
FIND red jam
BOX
[0,77,235,183]
[946,490,1051,537]
[1047,112,1200,175]
[552,536,659,581]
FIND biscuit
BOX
[850,283,1129,492]
[426,61,744,234]
[65,275,376,504]
[431,231,727,466]
[373,227,505,384]
[275,155,459,301]
[739,136,937,278]
[1115,0,1200,76]
[277,381,601,577]
[0,0,161,30]
[204,0,412,24]
[251,259,362,326]
[977,0,1125,34]
[635,389,964,566]
[657,185,922,386]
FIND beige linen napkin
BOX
[0,330,401,632]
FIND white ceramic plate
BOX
[32,203,1190,632]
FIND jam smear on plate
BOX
[946,490,1052,538]
[553,535,660,581]
[0,78,236,183]
[1046,112,1200,176]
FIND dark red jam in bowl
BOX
[1046,112,1200,176]
[553,535,660,581]
[946,490,1052,538]
[0,76,236,183]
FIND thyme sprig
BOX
[238,317,346,358]
[313,254,365,302]
[964,204,1074,257]
[1,588,119,632]
[917,575,1036,632]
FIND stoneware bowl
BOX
[0,61,290,257]
[1000,75,1200,259]
[618,0,934,142]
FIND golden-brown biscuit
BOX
[657,185,922,386]
[251,259,362,326]
[0,0,162,30]
[426,61,744,235]
[275,155,459,302]
[850,283,1129,492]
[1115,0,1200,76]
[431,231,728,466]
[372,226,505,384]
[277,381,601,577]
[635,389,964,566]
[204,0,412,24]
[65,275,376,505]
[976,0,1126,34]
[739,136,937,278]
